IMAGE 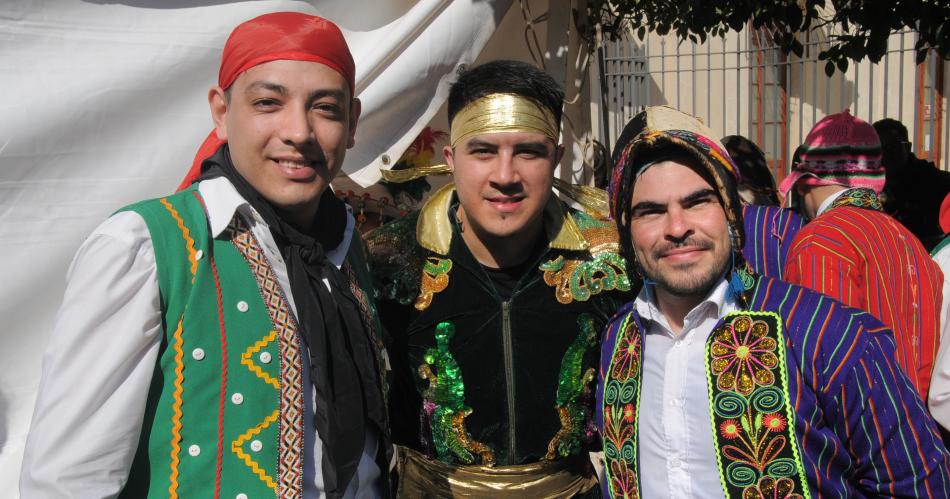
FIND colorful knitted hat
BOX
[608,106,746,268]
[778,109,884,197]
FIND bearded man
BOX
[597,106,950,498]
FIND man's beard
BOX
[638,238,732,297]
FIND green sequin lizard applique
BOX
[545,313,598,460]
[418,321,495,465]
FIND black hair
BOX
[447,60,564,129]
[722,134,780,205]
[873,118,909,142]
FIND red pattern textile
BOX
[784,205,943,399]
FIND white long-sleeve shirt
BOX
[635,278,736,499]
[21,176,381,498]
[928,241,950,433]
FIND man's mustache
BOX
[652,238,714,259]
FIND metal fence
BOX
[597,28,950,181]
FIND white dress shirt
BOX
[929,242,950,432]
[21,176,381,498]
[635,278,736,499]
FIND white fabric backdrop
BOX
[0,0,511,490]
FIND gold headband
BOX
[449,93,559,147]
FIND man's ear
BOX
[443,145,455,172]
[346,98,362,149]
[209,86,229,141]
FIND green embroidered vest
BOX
[117,187,381,498]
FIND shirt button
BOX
[194,249,204,261]
[236,301,249,313]
[231,393,244,405]
[188,444,200,457]
[259,351,272,364]
[670,458,681,468]
[236,494,248,499]
[250,440,263,452]
[192,348,205,361]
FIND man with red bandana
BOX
[21,13,390,498]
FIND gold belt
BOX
[395,445,599,498]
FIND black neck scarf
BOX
[197,146,385,497]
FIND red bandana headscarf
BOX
[177,12,355,190]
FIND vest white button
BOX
[231,393,244,405]
[250,440,263,452]
[188,444,200,457]
[259,351,272,364]
[192,348,205,361]
[236,494,248,499]
[194,249,204,261]
[237,301,249,312]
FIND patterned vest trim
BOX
[602,310,810,499]
[118,188,306,498]
[705,312,809,499]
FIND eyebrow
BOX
[630,188,718,213]
[682,188,718,204]
[463,139,553,152]
[513,141,553,153]
[464,138,498,151]
[244,82,346,102]
[245,81,287,96]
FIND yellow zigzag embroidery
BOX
[241,330,279,389]
[232,409,280,492]
[167,317,186,499]
[160,197,198,277]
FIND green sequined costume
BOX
[367,184,634,481]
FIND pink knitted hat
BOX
[778,109,884,196]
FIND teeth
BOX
[278,160,309,169]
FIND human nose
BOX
[664,205,693,241]
[490,150,520,186]
[279,108,314,146]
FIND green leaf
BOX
[837,57,849,73]
[792,39,804,58]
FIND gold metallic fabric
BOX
[380,164,452,183]
[449,93,559,147]
[414,184,588,256]
[552,179,609,218]
[395,446,598,498]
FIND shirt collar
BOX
[197,176,354,268]
[415,182,589,256]
[816,187,851,217]
[634,276,736,335]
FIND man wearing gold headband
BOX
[367,60,633,496]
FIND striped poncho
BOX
[741,204,804,279]
[784,201,943,400]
